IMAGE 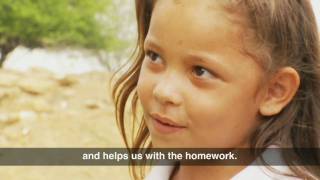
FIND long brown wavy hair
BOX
[112,0,320,179]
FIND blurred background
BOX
[0,0,319,179]
[0,0,134,179]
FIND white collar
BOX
[145,165,175,180]
[145,146,301,180]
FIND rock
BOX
[0,71,20,87]
[21,127,31,136]
[0,91,9,100]
[0,88,22,106]
[0,136,9,144]
[0,113,20,125]
[19,111,37,123]
[63,89,75,96]
[17,77,56,95]
[3,46,106,77]
[28,67,55,79]
[2,126,22,140]
[31,99,52,112]
[84,99,103,109]
[59,101,68,109]
[58,75,78,87]
[15,98,52,113]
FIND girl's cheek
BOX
[138,61,161,92]
[137,63,149,90]
[137,74,147,99]
[137,68,154,108]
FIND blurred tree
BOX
[0,0,121,66]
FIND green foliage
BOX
[0,0,120,51]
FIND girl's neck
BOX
[171,165,247,180]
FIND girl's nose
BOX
[152,77,183,106]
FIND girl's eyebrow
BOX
[184,52,230,80]
[185,52,227,71]
[144,38,164,53]
[145,37,223,68]
[145,37,230,80]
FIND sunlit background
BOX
[0,0,136,75]
[0,1,319,75]
[312,0,320,27]
[0,1,319,179]
[0,1,135,179]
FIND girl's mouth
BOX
[150,113,186,134]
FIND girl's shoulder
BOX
[232,145,301,180]
[144,165,175,180]
[144,145,303,180]
[231,165,301,180]
[145,165,301,180]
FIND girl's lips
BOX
[150,113,186,134]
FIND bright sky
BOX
[311,0,320,29]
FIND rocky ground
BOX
[0,68,130,179]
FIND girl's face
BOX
[137,0,266,148]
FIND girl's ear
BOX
[259,67,300,116]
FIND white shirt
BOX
[145,147,302,180]
[145,165,301,180]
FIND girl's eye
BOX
[192,66,215,79]
[145,50,162,64]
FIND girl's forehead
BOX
[149,0,246,50]
[152,0,245,27]
[154,0,228,11]
[147,0,263,74]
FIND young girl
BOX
[112,0,320,179]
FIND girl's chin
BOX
[151,140,185,148]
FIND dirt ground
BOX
[0,68,130,179]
